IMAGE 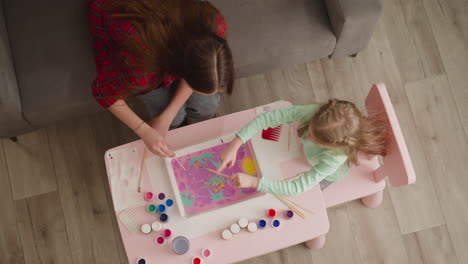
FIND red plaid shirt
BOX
[88,0,227,108]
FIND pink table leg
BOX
[305,234,327,249]
[361,189,384,208]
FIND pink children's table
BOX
[105,101,331,264]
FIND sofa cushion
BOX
[0,0,34,137]
[210,0,336,77]
[4,0,100,126]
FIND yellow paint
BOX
[241,157,257,175]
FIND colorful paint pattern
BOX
[171,142,260,217]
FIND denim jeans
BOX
[137,80,220,129]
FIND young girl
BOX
[217,99,389,197]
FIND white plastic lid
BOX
[238,218,249,228]
[141,224,151,234]
[222,229,233,240]
[247,222,258,233]
[230,223,241,234]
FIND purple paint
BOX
[158,193,166,200]
[285,210,294,218]
[170,143,261,217]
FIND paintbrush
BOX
[138,147,147,193]
[273,194,306,219]
[194,163,231,178]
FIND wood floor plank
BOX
[399,0,445,80]
[47,117,121,264]
[383,0,426,82]
[221,73,272,113]
[402,232,425,264]
[23,191,72,263]
[346,190,410,264]
[0,141,24,264]
[265,64,315,105]
[3,129,57,200]
[351,19,445,234]
[311,205,362,264]
[320,57,365,108]
[14,199,40,264]
[405,75,468,263]
[404,225,458,264]
[423,0,468,137]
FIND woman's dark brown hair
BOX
[106,0,234,97]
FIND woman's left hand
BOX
[230,173,259,189]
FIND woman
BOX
[88,0,234,157]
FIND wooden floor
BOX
[1,0,468,263]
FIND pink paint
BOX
[163,229,172,238]
[144,192,154,202]
[170,142,261,217]
[202,248,211,257]
[155,236,165,245]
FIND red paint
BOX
[156,237,165,245]
[163,229,172,238]
[192,257,201,264]
[267,209,276,218]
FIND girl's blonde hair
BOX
[298,99,390,166]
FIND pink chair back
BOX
[365,83,416,187]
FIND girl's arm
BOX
[236,105,316,143]
[218,105,316,172]
[256,153,347,197]
[149,79,193,134]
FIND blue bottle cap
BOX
[271,219,280,228]
[158,204,166,213]
[258,219,267,228]
[166,199,174,207]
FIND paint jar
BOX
[157,204,167,213]
[202,248,212,258]
[172,236,190,255]
[147,204,157,213]
[144,192,154,202]
[285,210,294,219]
[160,213,169,223]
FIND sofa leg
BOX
[350,53,358,58]
[361,190,383,208]
[305,234,326,249]
[9,137,18,142]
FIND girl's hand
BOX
[231,173,259,189]
[137,123,175,158]
[217,137,243,172]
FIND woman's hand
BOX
[230,173,259,189]
[217,136,244,172]
[137,123,175,158]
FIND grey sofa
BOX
[0,0,382,138]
